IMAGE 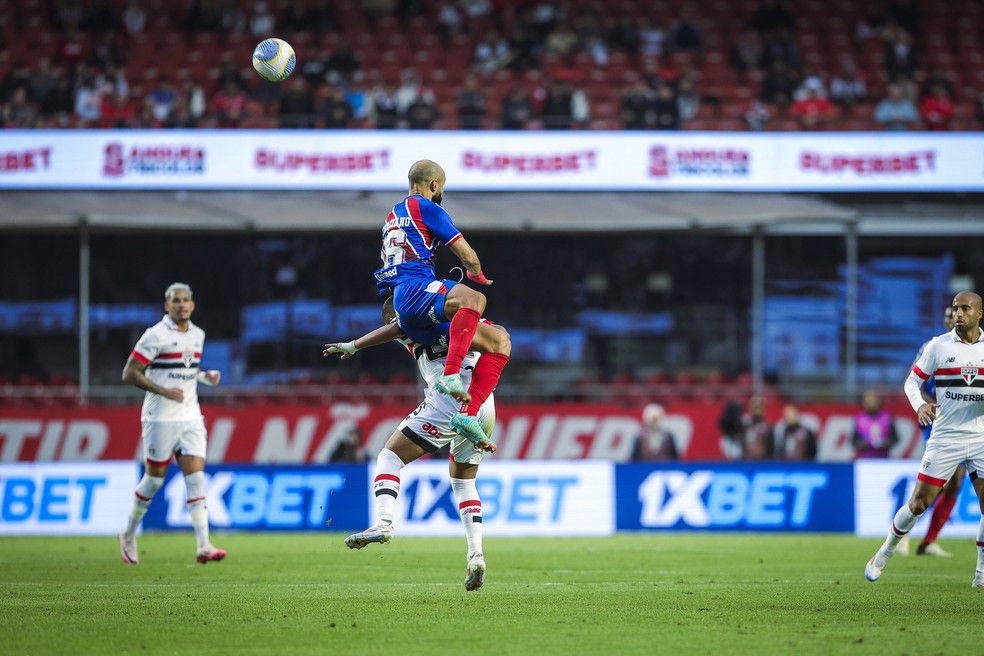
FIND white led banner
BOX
[0,130,980,191]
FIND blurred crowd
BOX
[1,0,982,130]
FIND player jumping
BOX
[118,283,226,565]
[373,159,509,450]
[324,297,510,590]
[865,291,984,587]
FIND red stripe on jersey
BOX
[917,472,947,486]
[374,474,400,484]
[406,196,433,249]
[156,352,203,360]
[131,350,151,365]
[459,500,481,509]
[445,232,463,247]
[912,365,929,380]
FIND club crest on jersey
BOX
[183,349,195,368]
[962,367,978,385]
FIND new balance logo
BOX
[946,357,957,363]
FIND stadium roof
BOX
[0,191,982,235]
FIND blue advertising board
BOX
[616,463,854,532]
[142,464,368,532]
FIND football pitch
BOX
[2,534,983,655]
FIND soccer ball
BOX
[252,38,296,82]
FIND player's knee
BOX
[465,289,487,313]
[492,327,511,356]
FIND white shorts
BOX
[141,418,207,465]
[918,439,984,486]
[398,392,495,465]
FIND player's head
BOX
[381,295,396,324]
[783,404,800,426]
[642,403,664,428]
[408,159,446,205]
[943,305,954,330]
[861,389,881,414]
[164,282,194,324]
[950,291,983,334]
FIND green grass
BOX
[1,533,984,655]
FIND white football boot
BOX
[920,542,952,558]
[464,553,486,591]
[972,572,984,588]
[344,522,394,550]
[865,550,891,582]
[119,531,138,564]
[195,544,227,564]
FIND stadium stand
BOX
[1,0,983,130]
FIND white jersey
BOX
[396,335,480,415]
[905,328,984,442]
[131,315,205,422]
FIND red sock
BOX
[922,490,957,545]
[466,353,509,416]
[443,307,481,375]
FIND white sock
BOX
[124,474,164,536]
[881,504,921,555]
[373,449,404,525]
[184,471,210,550]
[450,477,483,558]
[977,517,984,575]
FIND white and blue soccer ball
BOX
[252,38,296,82]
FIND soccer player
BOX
[117,283,226,565]
[373,159,509,450]
[324,297,510,591]
[915,305,965,557]
[865,291,984,586]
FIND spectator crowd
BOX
[1,0,981,130]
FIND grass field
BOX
[2,533,984,655]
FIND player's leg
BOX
[917,464,964,556]
[177,419,225,564]
[865,440,958,581]
[446,322,510,450]
[345,429,427,549]
[449,431,488,591]
[968,461,984,587]
[437,283,487,401]
[119,423,173,564]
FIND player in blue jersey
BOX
[912,305,965,557]
[373,159,510,450]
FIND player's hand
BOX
[917,403,939,427]
[162,387,185,403]
[466,271,493,286]
[323,341,359,360]
[203,370,221,386]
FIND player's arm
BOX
[905,342,938,427]
[448,237,492,285]
[121,355,184,402]
[423,202,492,285]
[323,322,403,360]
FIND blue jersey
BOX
[373,195,462,294]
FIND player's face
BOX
[165,291,195,323]
[951,295,982,333]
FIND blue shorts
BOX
[392,278,458,347]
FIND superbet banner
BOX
[0,130,980,191]
[0,400,922,463]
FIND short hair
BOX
[164,282,193,302]
[408,159,444,187]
